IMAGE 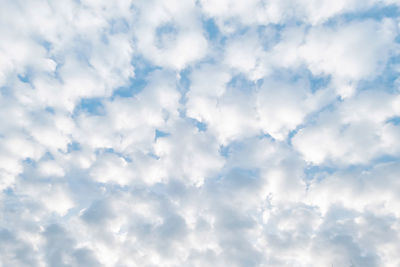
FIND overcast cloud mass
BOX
[1,0,400,266]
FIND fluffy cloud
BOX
[293,90,400,165]
[1,0,400,266]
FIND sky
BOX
[0,0,400,266]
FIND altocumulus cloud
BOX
[0,0,400,266]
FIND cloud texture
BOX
[1,0,400,266]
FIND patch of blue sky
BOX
[179,107,208,132]
[184,117,207,132]
[74,97,105,116]
[203,18,220,42]
[307,72,331,93]
[324,158,400,182]
[112,76,147,98]
[346,4,399,20]
[306,156,400,182]
[227,74,258,93]
[203,18,251,49]
[386,116,400,125]
[112,56,160,98]
[373,154,400,164]
[324,4,400,26]
[194,119,207,132]
[304,165,336,182]
[155,129,170,141]
[17,71,31,83]
[22,157,36,167]
[257,132,274,141]
[219,144,230,158]
[45,107,55,114]
[287,124,306,146]
[96,147,116,155]
[67,141,81,152]
[147,152,160,160]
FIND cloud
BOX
[293,90,400,165]
[133,0,208,70]
[1,0,400,266]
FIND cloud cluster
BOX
[1,0,400,266]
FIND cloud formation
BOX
[1,0,400,266]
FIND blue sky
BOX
[0,0,400,266]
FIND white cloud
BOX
[1,0,400,266]
[299,19,398,98]
[293,91,400,165]
[133,0,208,70]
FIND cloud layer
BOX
[1,0,400,266]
